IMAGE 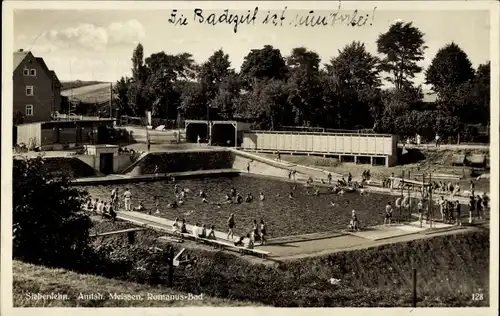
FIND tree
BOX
[471,62,490,126]
[286,47,323,126]
[326,41,381,91]
[178,81,208,119]
[377,22,427,90]
[435,61,490,125]
[198,49,233,101]
[13,156,92,267]
[211,71,241,119]
[286,47,321,73]
[143,52,197,119]
[287,69,323,126]
[325,41,381,129]
[128,44,148,116]
[113,77,132,116]
[240,45,288,87]
[425,42,475,99]
[247,79,291,130]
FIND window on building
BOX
[23,69,29,76]
[25,105,34,116]
[30,69,36,76]
[26,86,33,96]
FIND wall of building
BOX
[53,85,61,114]
[16,123,42,148]
[241,131,397,156]
[13,53,53,123]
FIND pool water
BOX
[83,175,397,238]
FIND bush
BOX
[13,156,92,268]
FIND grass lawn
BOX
[12,260,262,307]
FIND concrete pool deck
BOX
[114,209,480,262]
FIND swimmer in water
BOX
[169,201,178,208]
[174,184,179,194]
[313,189,320,196]
[236,194,243,204]
[292,185,297,191]
[221,194,233,204]
[230,187,237,197]
[245,193,253,203]
[259,192,265,201]
[199,190,206,199]
[289,192,294,199]
[330,201,336,207]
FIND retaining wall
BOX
[125,150,233,176]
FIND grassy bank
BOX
[256,149,490,193]
[13,260,262,307]
[65,219,491,307]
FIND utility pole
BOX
[206,103,210,145]
[429,172,433,228]
[400,170,405,223]
[109,82,113,119]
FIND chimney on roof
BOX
[18,49,24,52]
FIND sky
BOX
[13,7,491,88]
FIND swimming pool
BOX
[83,175,396,238]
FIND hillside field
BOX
[61,80,105,91]
[61,82,111,104]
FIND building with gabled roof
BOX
[13,49,62,124]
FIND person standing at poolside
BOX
[252,219,259,243]
[227,213,235,240]
[260,219,267,246]
[384,202,393,225]
[455,200,462,226]
[439,196,446,222]
[123,188,132,211]
[476,194,483,220]
[468,195,475,224]
[470,180,475,197]
[417,199,423,226]
[111,188,120,211]
[482,192,489,214]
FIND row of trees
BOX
[113,21,490,140]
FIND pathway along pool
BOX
[83,176,400,238]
